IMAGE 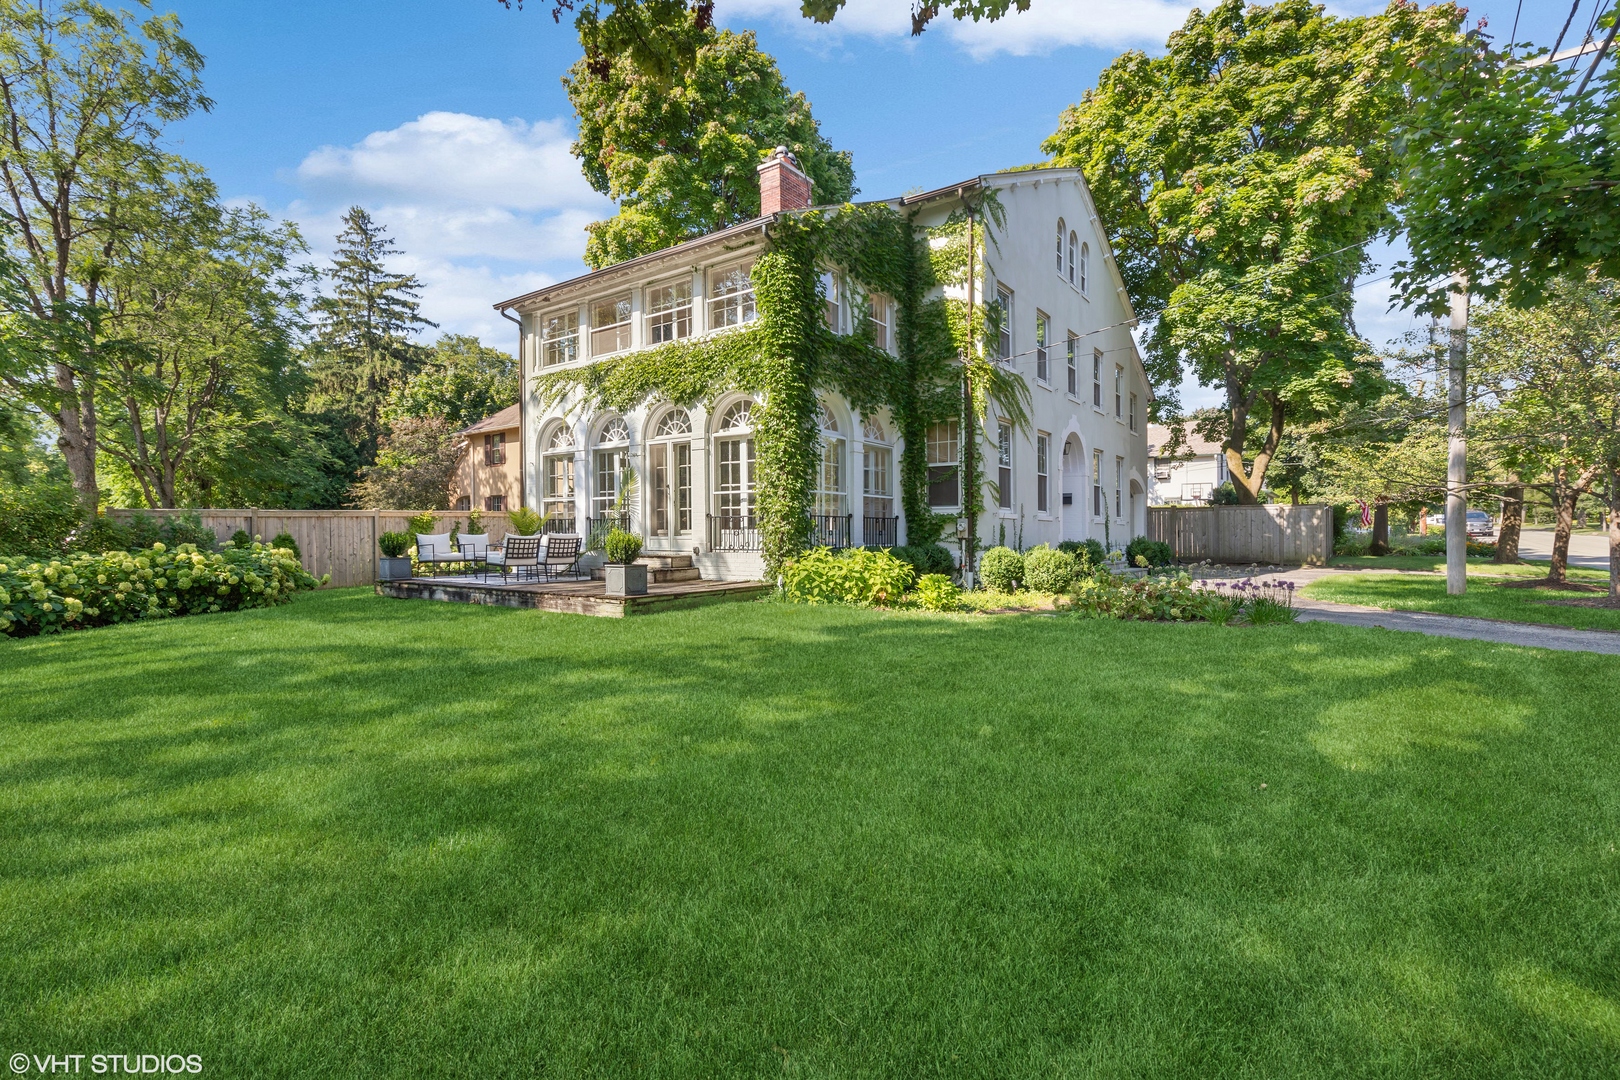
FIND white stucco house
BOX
[493,152,1151,581]
[1146,422,1227,505]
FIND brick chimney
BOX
[757,146,813,216]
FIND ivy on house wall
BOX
[531,202,964,575]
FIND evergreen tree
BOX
[307,207,436,465]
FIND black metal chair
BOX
[540,535,586,581]
[486,535,542,584]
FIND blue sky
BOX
[155,0,1584,405]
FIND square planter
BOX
[378,556,413,581]
[604,563,648,597]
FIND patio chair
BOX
[414,533,459,577]
[455,533,490,578]
[540,534,586,582]
[485,534,542,584]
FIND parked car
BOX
[1423,509,1494,535]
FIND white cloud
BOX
[283,112,613,349]
[718,0,1194,57]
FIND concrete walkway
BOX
[1241,566,1620,656]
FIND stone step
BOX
[592,565,702,585]
[635,554,694,569]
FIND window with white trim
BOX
[649,408,692,536]
[926,419,960,508]
[1069,231,1078,287]
[709,266,756,329]
[590,295,632,355]
[593,417,630,519]
[1056,218,1066,276]
[541,310,579,368]
[542,425,576,530]
[1130,392,1139,433]
[1115,456,1124,518]
[868,292,891,352]
[995,285,1013,361]
[997,420,1013,510]
[1035,312,1049,384]
[1079,242,1089,296]
[1115,364,1124,419]
[1036,432,1050,514]
[645,281,692,344]
[1067,333,1079,395]
[1092,449,1103,518]
[863,418,892,520]
[1092,349,1103,408]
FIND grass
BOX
[1328,554,1610,581]
[1306,573,1620,632]
[4,589,1620,1077]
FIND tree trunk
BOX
[53,361,99,512]
[1548,485,1577,586]
[1495,484,1523,563]
[1370,500,1390,555]
[1224,392,1285,505]
[1609,471,1619,600]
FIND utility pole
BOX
[961,202,977,587]
[1446,274,1468,595]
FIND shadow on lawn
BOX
[5,593,1620,1075]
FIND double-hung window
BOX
[1056,219,1066,276]
[1079,242,1089,296]
[995,285,1013,361]
[645,281,692,344]
[1093,349,1104,408]
[709,266,756,329]
[926,419,960,508]
[590,295,632,356]
[1092,449,1103,518]
[1035,313,1049,384]
[1036,433,1050,514]
[541,310,579,368]
[996,421,1013,510]
[1115,364,1124,419]
[1067,333,1078,395]
[868,293,891,352]
[1130,392,1139,433]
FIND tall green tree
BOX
[566,13,855,269]
[1042,0,1460,504]
[385,334,518,431]
[0,0,210,510]
[306,207,435,467]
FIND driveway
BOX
[1515,527,1610,571]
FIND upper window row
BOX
[1055,218,1089,296]
[539,264,757,368]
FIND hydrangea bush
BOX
[781,548,915,606]
[0,542,324,637]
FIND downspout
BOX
[500,307,525,510]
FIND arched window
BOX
[1056,218,1066,276]
[861,416,887,443]
[815,400,845,532]
[862,416,893,536]
[541,424,576,533]
[719,399,754,432]
[598,416,630,444]
[593,417,631,524]
[1079,242,1089,295]
[1068,231,1078,287]
[650,408,693,537]
[818,402,839,433]
[655,408,691,437]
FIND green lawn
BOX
[1306,573,1620,632]
[4,589,1620,1077]
[1329,554,1610,581]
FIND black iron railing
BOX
[862,515,899,547]
[542,514,576,535]
[708,513,761,552]
[811,514,852,550]
[587,512,632,540]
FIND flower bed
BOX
[0,542,324,637]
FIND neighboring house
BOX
[493,151,1151,581]
[1146,422,1227,505]
[451,404,521,513]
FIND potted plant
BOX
[601,528,646,596]
[377,532,413,580]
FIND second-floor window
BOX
[541,310,578,368]
[1035,313,1049,384]
[483,432,506,466]
[868,293,891,351]
[995,285,1013,361]
[1130,392,1139,433]
[1067,333,1079,395]
[591,294,632,355]
[710,266,756,329]
[926,419,959,508]
[1115,364,1124,418]
[1093,349,1103,408]
[646,281,692,344]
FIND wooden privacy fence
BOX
[105,509,520,589]
[1146,504,1332,566]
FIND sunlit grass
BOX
[3,588,1619,1077]
[1306,573,1620,632]
[1329,554,1609,581]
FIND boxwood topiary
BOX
[231,529,252,550]
[1059,538,1107,569]
[1124,537,1174,568]
[1022,544,1076,593]
[378,532,411,558]
[978,546,1024,592]
[885,544,955,577]
[603,528,643,565]
[270,531,301,559]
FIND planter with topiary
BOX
[377,532,413,580]
[601,528,646,597]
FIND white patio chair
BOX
[414,533,459,576]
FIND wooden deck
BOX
[375,573,772,617]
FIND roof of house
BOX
[1147,422,1224,457]
[459,404,520,436]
